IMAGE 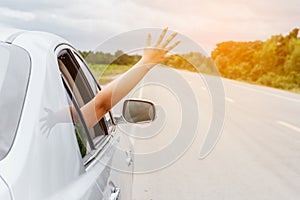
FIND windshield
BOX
[0,42,31,160]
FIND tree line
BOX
[79,50,217,75]
[211,28,300,93]
[80,50,141,65]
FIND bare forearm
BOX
[101,60,154,109]
[80,60,154,128]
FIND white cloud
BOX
[0,0,299,53]
[0,7,35,21]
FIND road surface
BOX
[115,67,300,200]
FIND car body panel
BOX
[0,27,24,43]
[0,175,11,200]
[0,30,133,199]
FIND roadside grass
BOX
[89,63,131,85]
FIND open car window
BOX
[72,51,114,132]
[57,48,114,152]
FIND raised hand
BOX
[140,27,180,67]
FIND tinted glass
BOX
[0,42,31,160]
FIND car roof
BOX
[0,28,70,51]
[0,27,26,43]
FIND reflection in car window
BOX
[0,43,31,160]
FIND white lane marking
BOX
[225,97,234,103]
[277,121,300,133]
[201,86,206,90]
[228,82,300,103]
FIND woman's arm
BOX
[80,28,180,128]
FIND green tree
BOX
[211,27,300,93]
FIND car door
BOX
[55,45,134,200]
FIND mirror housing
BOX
[122,99,156,124]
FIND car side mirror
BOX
[122,99,156,124]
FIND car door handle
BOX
[109,181,120,200]
[110,187,120,200]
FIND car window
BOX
[72,51,114,132]
[0,42,31,160]
[57,49,111,148]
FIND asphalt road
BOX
[118,67,300,200]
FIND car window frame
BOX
[57,49,108,138]
[55,44,116,165]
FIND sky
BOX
[0,0,299,54]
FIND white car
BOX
[0,29,156,200]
